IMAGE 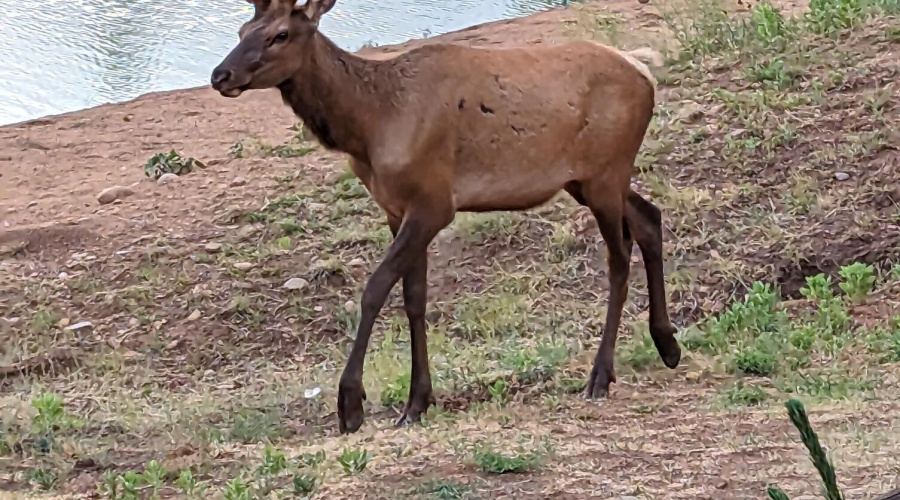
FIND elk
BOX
[211,0,682,434]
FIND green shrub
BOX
[337,447,371,475]
[837,262,875,304]
[751,1,794,43]
[806,0,864,33]
[733,336,779,375]
[721,380,769,406]
[472,445,545,474]
[143,150,205,179]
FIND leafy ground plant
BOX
[337,447,372,475]
[143,149,205,179]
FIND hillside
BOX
[1,0,899,498]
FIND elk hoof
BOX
[394,389,435,428]
[650,324,682,369]
[338,381,366,434]
[585,363,616,399]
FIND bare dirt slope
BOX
[1,0,899,499]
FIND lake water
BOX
[0,0,568,126]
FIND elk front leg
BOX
[385,217,436,426]
[338,208,449,434]
[396,247,435,426]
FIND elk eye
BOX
[273,31,289,43]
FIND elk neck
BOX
[277,32,388,162]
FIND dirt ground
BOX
[1,0,899,499]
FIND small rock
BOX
[66,321,93,331]
[97,186,135,205]
[348,258,365,266]
[283,277,309,290]
[233,262,254,271]
[157,173,179,185]
[186,309,202,322]
[834,172,850,181]
[344,300,356,312]
[204,242,222,253]
[128,318,140,327]
[58,318,71,328]
[231,177,247,187]
[58,272,69,280]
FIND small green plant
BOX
[176,469,207,497]
[229,408,286,443]
[750,1,793,43]
[380,372,411,407]
[799,274,853,348]
[660,0,752,59]
[417,479,470,499]
[31,392,65,434]
[297,450,326,468]
[701,282,787,353]
[259,142,315,159]
[788,324,817,352]
[121,471,144,500]
[768,485,792,500]
[837,262,875,304]
[806,0,863,34]
[766,399,845,500]
[101,469,119,500]
[800,274,833,302]
[744,58,793,88]
[472,444,545,474]
[733,337,779,376]
[27,466,59,490]
[143,460,166,499]
[488,378,509,404]
[254,445,288,495]
[222,476,252,500]
[228,140,245,159]
[143,150,205,179]
[291,472,317,496]
[337,447,371,475]
[721,379,768,406]
[258,445,288,476]
[620,328,660,371]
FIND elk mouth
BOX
[218,85,249,98]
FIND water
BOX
[0,0,567,126]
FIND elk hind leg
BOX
[569,179,632,398]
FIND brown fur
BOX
[212,0,681,434]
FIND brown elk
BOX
[211,0,681,434]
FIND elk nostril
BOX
[211,68,232,86]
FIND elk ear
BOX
[297,0,336,25]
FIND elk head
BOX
[210,0,337,97]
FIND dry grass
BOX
[1,0,900,498]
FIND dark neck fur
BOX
[277,33,384,161]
